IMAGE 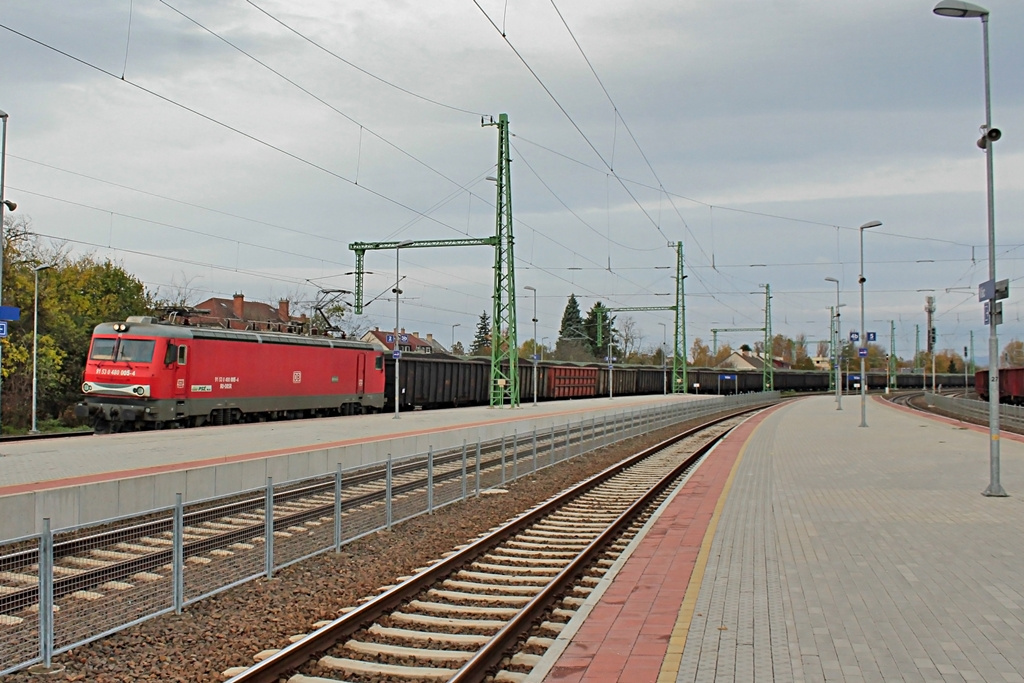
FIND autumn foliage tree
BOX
[1,214,152,432]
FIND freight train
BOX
[75,316,968,432]
[975,367,1024,403]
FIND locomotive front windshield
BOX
[89,337,156,363]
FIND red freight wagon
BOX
[76,317,385,432]
[544,365,599,399]
[975,367,1024,404]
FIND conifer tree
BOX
[469,311,491,355]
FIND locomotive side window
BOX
[117,339,156,363]
[164,343,177,365]
[375,355,384,371]
[177,345,188,365]
[90,338,117,360]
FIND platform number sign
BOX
[385,334,395,343]
[0,322,6,338]
[866,332,877,342]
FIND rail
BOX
[0,392,778,675]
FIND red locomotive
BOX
[75,316,386,432]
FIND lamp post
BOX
[933,0,1005,497]
[541,337,549,361]
[524,286,538,406]
[32,264,52,434]
[393,240,413,419]
[658,322,667,395]
[858,220,882,427]
[450,323,460,352]
[825,277,843,410]
[0,110,16,434]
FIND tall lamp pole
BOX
[450,323,460,352]
[933,0,1006,497]
[658,322,668,395]
[524,286,538,406]
[32,264,52,434]
[858,220,882,427]
[825,277,843,410]
[393,240,413,419]
[0,110,16,435]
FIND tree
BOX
[451,341,466,356]
[2,213,153,431]
[555,294,591,361]
[690,337,712,367]
[712,343,733,366]
[582,301,616,358]
[1002,340,1024,367]
[469,311,491,355]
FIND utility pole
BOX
[482,114,519,408]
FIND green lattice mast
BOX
[674,242,687,393]
[762,283,773,391]
[483,114,518,407]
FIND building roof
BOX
[361,328,435,353]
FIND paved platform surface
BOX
[0,394,694,495]
[539,394,1024,683]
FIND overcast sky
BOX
[2,0,1023,363]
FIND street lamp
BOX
[393,240,413,419]
[524,286,538,406]
[658,322,668,395]
[541,337,549,362]
[825,277,843,410]
[858,220,882,427]
[32,264,53,434]
[450,323,460,352]
[0,109,15,434]
[933,0,1006,497]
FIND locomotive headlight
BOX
[134,385,147,396]
[82,382,94,393]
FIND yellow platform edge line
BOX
[657,413,769,682]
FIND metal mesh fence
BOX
[52,510,175,654]
[0,394,781,675]
[0,534,42,675]
[925,392,1024,431]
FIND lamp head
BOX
[859,220,882,230]
[933,0,988,18]
[825,277,839,283]
[2,200,16,211]
[396,240,414,248]
[524,285,536,291]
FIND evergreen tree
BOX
[555,294,591,360]
[583,302,616,357]
[469,311,491,355]
[557,294,585,344]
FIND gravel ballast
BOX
[3,419,717,682]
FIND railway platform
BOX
[533,394,1024,683]
[0,393,711,540]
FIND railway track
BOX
[0,416,640,628]
[221,411,750,683]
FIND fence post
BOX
[532,429,538,474]
[334,464,343,552]
[386,455,394,529]
[173,494,184,613]
[474,441,481,497]
[427,446,435,514]
[39,517,54,669]
[550,425,555,466]
[265,477,274,579]
[461,440,468,501]
[603,414,608,447]
[500,436,506,486]
[513,430,519,480]
[565,421,570,460]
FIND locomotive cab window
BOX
[90,338,117,360]
[118,339,156,363]
[164,343,177,365]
